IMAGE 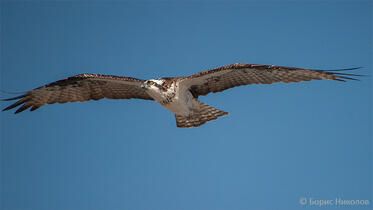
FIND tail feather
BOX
[175,102,228,128]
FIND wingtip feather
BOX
[14,104,31,114]
[326,67,363,71]
[2,94,27,101]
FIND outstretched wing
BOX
[180,63,362,97]
[3,74,153,113]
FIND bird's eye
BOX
[148,81,154,85]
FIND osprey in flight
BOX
[3,63,360,128]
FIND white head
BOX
[141,79,165,92]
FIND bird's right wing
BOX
[3,74,153,113]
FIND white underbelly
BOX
[163,89,195,116]
[145,82,195,116]
[163,100,191,116]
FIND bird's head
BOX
[141,79,164,92]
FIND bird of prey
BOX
[2,63,361,128]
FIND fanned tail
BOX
[175,102,228,128]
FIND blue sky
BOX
[1,1,371,209]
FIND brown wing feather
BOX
[3,74,153,113]
[182,63,362,96]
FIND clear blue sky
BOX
[1,1,371,209]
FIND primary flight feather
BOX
[2,63,361,128]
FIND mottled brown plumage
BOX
[3,74,152,114]
[181,63,361,97]
[175,102,228,128]
[2,63,361,128]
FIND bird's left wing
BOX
[179,63,361,97]
[2,74,153,113]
